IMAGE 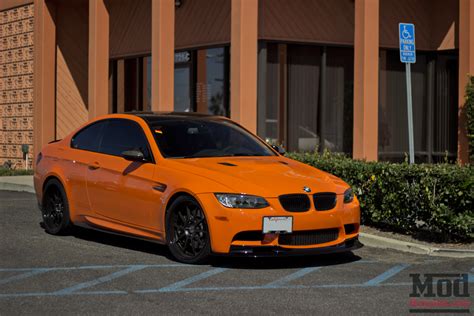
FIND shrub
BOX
[287,151,474,242]
[466,75,474,163]
[0,168,34,177]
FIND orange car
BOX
[34,113,361,263]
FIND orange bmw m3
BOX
[34,113,361,263]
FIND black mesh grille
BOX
[313,192,337,211]
[279,194,310,212]
[279,229,339,246]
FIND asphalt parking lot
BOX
[0,191,472,315]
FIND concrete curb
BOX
[359,232,474,258]
[0,182,35,193]
[0,176,35,194]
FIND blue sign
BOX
[399,23,416,63]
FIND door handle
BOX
[88,162,100,170]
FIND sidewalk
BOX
[359,232,474,259]
[0,175,34,193]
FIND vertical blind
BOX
[263,43,280,144]
[287,45,321,152]
[259,43,354,154]
[325,47,354,154]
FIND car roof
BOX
[126,111,228,125]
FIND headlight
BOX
[214,193,269,209]
[343,188,354,203]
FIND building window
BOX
[194,47,230,116]
[258,43,354,153]
[378,50,458,163]
[287,45,322,152]
[110,56,151,113]
[110,47,230,116]
[174,51,193,112]
[258,43,280,144]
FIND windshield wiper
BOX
[174,153,265,158]
[179,154,228,158]
[229,153,263,157]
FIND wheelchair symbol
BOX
[402,25,412,39]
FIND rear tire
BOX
[166,196,211,264]
[41,179,72,235]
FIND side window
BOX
[99,119,152,160]
[71,121,106,152]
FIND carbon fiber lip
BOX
[220,237,363,258]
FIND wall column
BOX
[230,0,258,132]
[88,0,109,119]
[151,0,174,111]
[353,0,379,161]
[458,0,474,164]
[33,0,56,160]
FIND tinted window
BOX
[99,119,152,160]
[71,121,106,152]
[149,118,276,158]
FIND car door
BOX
[68,120,107,215]
[86,118,159,229]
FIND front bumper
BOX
[196,193,361,254]
[226,237,363,257]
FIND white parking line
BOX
[263,267,321,288]
[0,269,51,285]
[364,264,410,286]
[52,265,148,295]
[142,268,228,293]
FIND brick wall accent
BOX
[0,4,34,169]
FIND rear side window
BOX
[71,121,106,152]
[99,119,152,160]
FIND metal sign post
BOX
[21,144,29,170]
[399,23,416,164]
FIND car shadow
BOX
[42,223,363,269]
[209,251,363,270]
[67,225,175,261]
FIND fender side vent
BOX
[278,161,288,165]
[218,162,237,166]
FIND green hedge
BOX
[0,168,34,177]
[287,151,474,242]
[466,75,474,163]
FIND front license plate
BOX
[263,216,293,233]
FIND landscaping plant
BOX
[288,151,474,242]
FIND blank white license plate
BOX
[263,216,293,233]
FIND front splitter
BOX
[220,237,363,258]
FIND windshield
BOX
[148,118,276,158]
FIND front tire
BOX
[41,179,72,235]
[166,196,211,264]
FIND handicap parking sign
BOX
[399,23,416,63]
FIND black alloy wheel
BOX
[41,179,72,235]
[167,196,211,264]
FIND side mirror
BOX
[271,145,286,155]
[121,150,145,162]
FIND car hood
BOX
[167,156,349,197]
